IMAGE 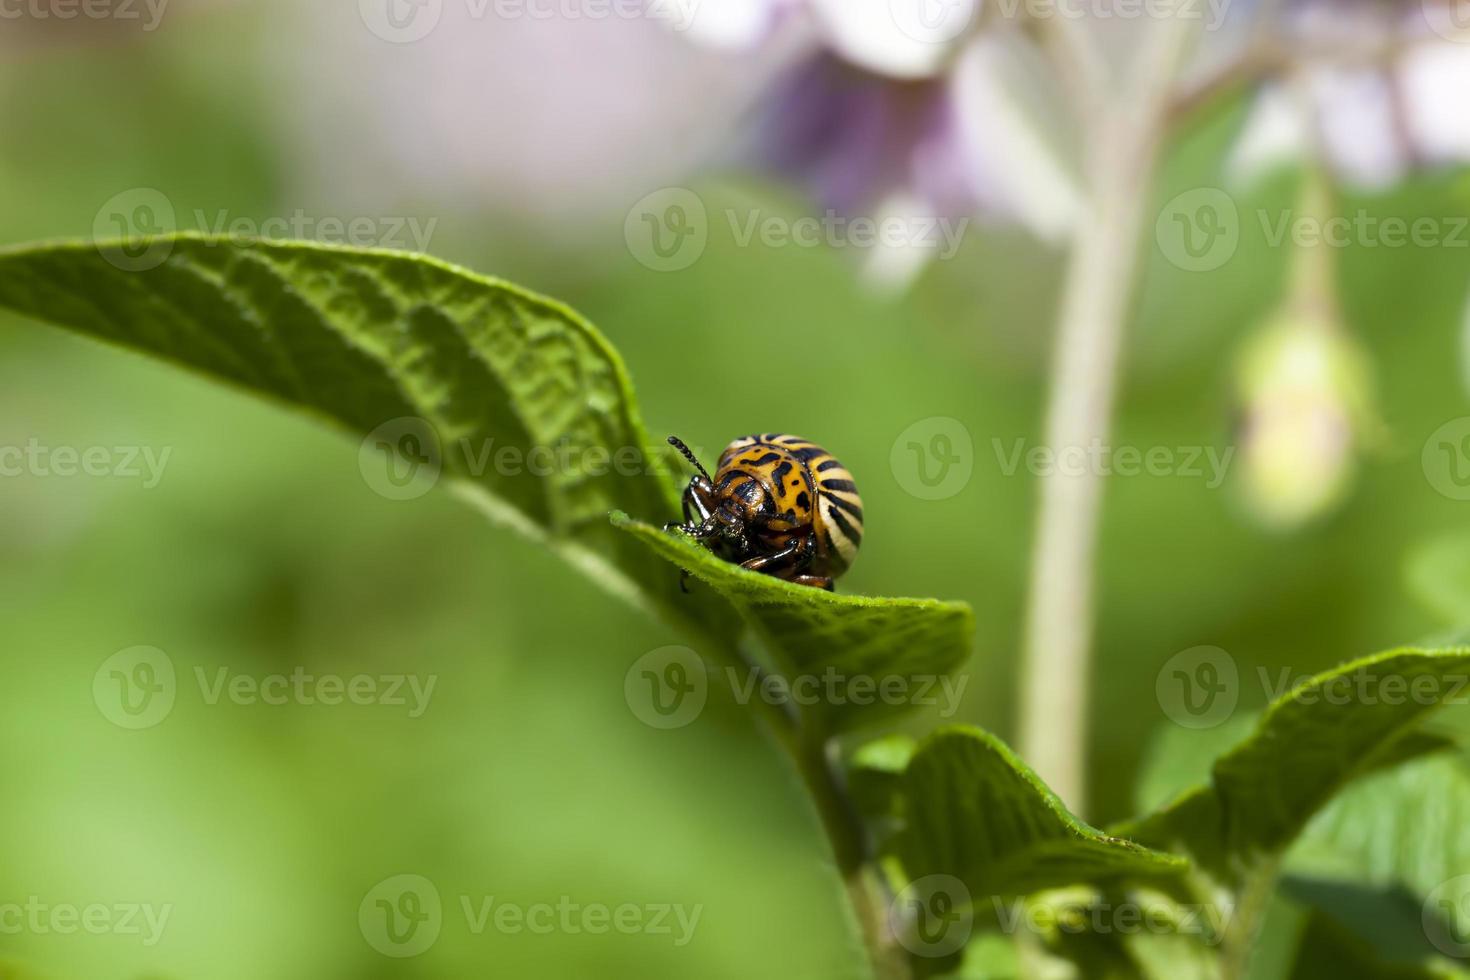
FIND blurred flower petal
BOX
[753,52,959,214]
[951,35,1082,244]
[676,0,799,49]
[1401,42,1470,168]
[806,0,981,79]
[1229,69,1411,190]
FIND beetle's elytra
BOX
[665,433,863,591]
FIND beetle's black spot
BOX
[791,446,824,462]
[816,459,843,472]
[771,460,793,484]
[821,478,858,493]
[748,452,781,466]
[794,491,810,510]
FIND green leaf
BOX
[612,513,973,732]
[1110,649,1470,979]
[1287,748,1470,962]
[0,235,732,635]
[1122,648,1470,869]
[1285,905,1465,980]
[893,727,1187,902]
[1407,532,1470,626]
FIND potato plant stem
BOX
[1018,14,1199,813]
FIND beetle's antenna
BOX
[667,435,712,482]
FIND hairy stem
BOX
[739,645,910,980]
[1018,15,1199,813]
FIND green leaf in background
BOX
[1113,648,1470,979]
[1407,533,1470,627]
[848,733,918,822]
[1284,906,1463,980]
[1123,648,1470,867]
[0,235,735,637]
[893,727,1186,902]
[613,513,974,733]
[1284,748,1470,972]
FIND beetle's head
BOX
[716,479,770,537]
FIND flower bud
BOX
[1234,309,1377,528]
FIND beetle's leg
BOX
[739,535,814,577]
[665,477,718,533]
[790,575,834,591]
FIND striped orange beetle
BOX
[665,433,863,591]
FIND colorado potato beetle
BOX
[665,433,863,591]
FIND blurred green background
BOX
[3,6,1470,978]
